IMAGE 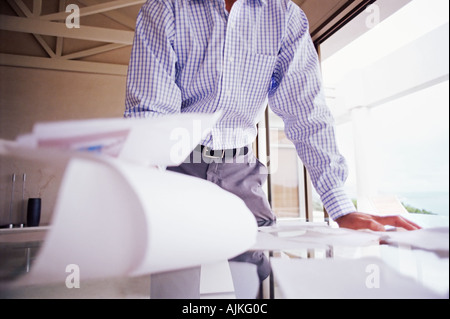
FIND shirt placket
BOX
[211,1,241,149]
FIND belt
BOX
[198,145,250,159]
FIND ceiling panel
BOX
[293,0,349,34]
[293,0,375,44]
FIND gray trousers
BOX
[168,145,276,224]
[150,145,274,298]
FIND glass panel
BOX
[320,0,449,227]
[267,110,307,220]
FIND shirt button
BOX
[228,56,234,63]
[225,90,232,97]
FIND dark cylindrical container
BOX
[27,198,41,227]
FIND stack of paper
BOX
[253,220,449,258]
[14,112,222,167]
[379,227,449,257]
[253,222,382,251]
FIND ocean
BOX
[397,191,449,217]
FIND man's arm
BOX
[267,4,420,231]
[125,1,181,118]
[268,4,355,221]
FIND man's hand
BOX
[335,212,422,232]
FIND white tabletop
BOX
[252,220,449,299]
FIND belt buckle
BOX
[202,146,225,159]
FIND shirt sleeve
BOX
[124,1,181,118]
[268,3,356,221]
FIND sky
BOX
[320,0,449,216]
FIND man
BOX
[125,0,420,231]
[124,0,420,297]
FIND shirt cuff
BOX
[321,188,357,221]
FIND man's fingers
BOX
[335,212,422,232]
[336,213,387,231]
[365,219,386,232]
[372,215,421,231]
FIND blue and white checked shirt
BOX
[124,0,356,220]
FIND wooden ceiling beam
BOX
[77,0,140,30]
[60,43,128,60]
[6,0,56,58]
[33,0,42,16]
[0,14,135,45]
[0,53,128,76]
